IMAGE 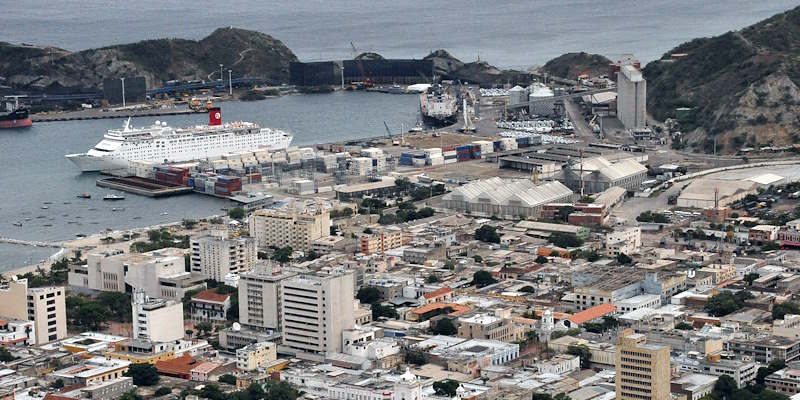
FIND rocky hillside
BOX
[423,50,530,85]
[0,27,297,92]
[645,6,800,153]
[540,52,612,79]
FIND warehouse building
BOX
[677,178,758,209]
[559,157,647,194]
[441,178,573,219]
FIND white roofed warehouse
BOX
[440,177,573,219]
[559,156,647,194]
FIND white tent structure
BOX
[441,177,573,219]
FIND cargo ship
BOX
[419,84,458,127]
[0,99,32,129]
[66,107,293,172]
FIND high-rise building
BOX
[617,65,647,130]
[238,262,295,331]
[190,234,256,281]
[616,328,671,400]
[0,278,67,345]
[131,290,184,343]
[280,271,354,355]
[249,208,330,251]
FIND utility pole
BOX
[219,64,224,81]
[228,69,233,95]
[120,77,126,107]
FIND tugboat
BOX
[103,194,125,201]
[0,96,33,129]
[77,193,92,199]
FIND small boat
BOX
[88,207,98,211]
[77,193,91,199]
[24,217,31,221]
[132,216,141,220]
[76,233,86,237]
[43,224,52,227]
[43,202,52,205]
[12,222,22,227]
[103,194,125,201]
[36,215,46,219]
[409,121,424,132]
[41,205,49,209]
[160,212,169,215]
[63,201,71,205]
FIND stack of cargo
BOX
[471,144,482,160]
[349,157,374,176]
[424,148,443,166]
[472,140,493,157]
[211,159,230,170]
[291,179,315,195]
[317,154,338,172]
[214,175,242,196]
[154,165,190,186]
[442,146,457,164]
[360,148,385,173]
[456,145,473,162]
[499,137,518,151]
[399,150,424,166]
[516,137,531,148]
[128,160,159,178]
[493,140,502,152]
[254,150,271,164]
[270,150,288,165]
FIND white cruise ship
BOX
[66,109,293,172]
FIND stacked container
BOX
[471,144,482,160]
[443,145,457,164]
[516,137,530,148]
[154,166,190,186]
[456,145,472,162]
[215,175,242,196]
[473,140,493,156]
[500,137,518,151]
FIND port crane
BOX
[348,42,372,89]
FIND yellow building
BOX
[236,341,277,371]
[616,329,671,400]
[50,357,130,386]
[105,340,175,364]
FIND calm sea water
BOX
[0,92,419,270]
[0,1,796,68]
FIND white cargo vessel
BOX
[66,108,293,172]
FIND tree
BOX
[426,275,440,284]
[432,318,457,335]
[272,246,293,263]
[304,250,320,261]
[473,271,498,288]
[196,321,213,336]
[228,207,245,220]
[405,351,426,365]
[154,387,172,397]
[567,344,592,369]
[473,255,483,263]
[418,207,435,218]
[616,253,633,265]
[535,255,549,264]
[371,304,399,320]
[124,363,160,386]
[182,219,198,229]
[378,213,396,225]
[757,359,787,386]
[475,225,501,243]
[705,291,752,317]
[363,227,373,234]
[556,206,575,222]
[51,378,64,389]
[713,374,738,399]
[675,322,693,330]
[119,390,143,400]
[520,286,536,293]
[433,380,460,397]
[357,286,381,304]
[773,302,800,320]
[0,346,15,362]
[762,241,780,251]
[744,273,760,286]
[549,232,583,248]
[218,374,237,385]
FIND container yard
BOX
[95,176,193,197]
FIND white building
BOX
[280,271,354,355]
[238,262,296,331]
[614,294,662,313]
[536,354,580,375]
[528,83,555,116]
[327,368,423,400]
[441,177,573,219]
[0,319,35,346]
[605,227,642,256]
[617,64,646,129]
[249,207,331,251]
[0,279,67,345]
[190,234,256,281]
[131,290,184,343]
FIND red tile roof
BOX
[192,289,230,303]
[156,354,198,378]
[423,287,452,300]
[568,303,616,325]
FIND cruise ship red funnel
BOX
[209,107,222,125]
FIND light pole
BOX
[219,64,223,81]
[120,77,126,107]
[228,69,232,95]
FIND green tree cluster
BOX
[228,207,245,220]
[705,291,754,317]
[567,345,592,369]
[549,232,583,248]
[433,380,460,397]
[637,211,669,223]
[124,363,160,386]
[473,271,498,288]
[773,302,800,320]
[432,318,457,335]
[130,228,189,252]
[66,292,133,331]
[475,225,501,243]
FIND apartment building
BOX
[189,289,231,322]
[606,227,642,257]
[236,341,277,371]
[50,357,131,386]
[249,208,330,251]
[616,329,670,400]
[359,228,408,255]
[131,290,184,343]
[190,234,256,281]
[727,336,800,363]
[238,262,296,331]
[0,278,66,345]
[457,313,520,342]
[280,271,354,355]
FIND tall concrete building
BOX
[616,328,671,400]
[190,234,257,281]
[280,271,354,355]
[617,65,647,130]
[238,262,296,331]
[0,278,66,345]
[249,208,330,251]
[131,290,184,343]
